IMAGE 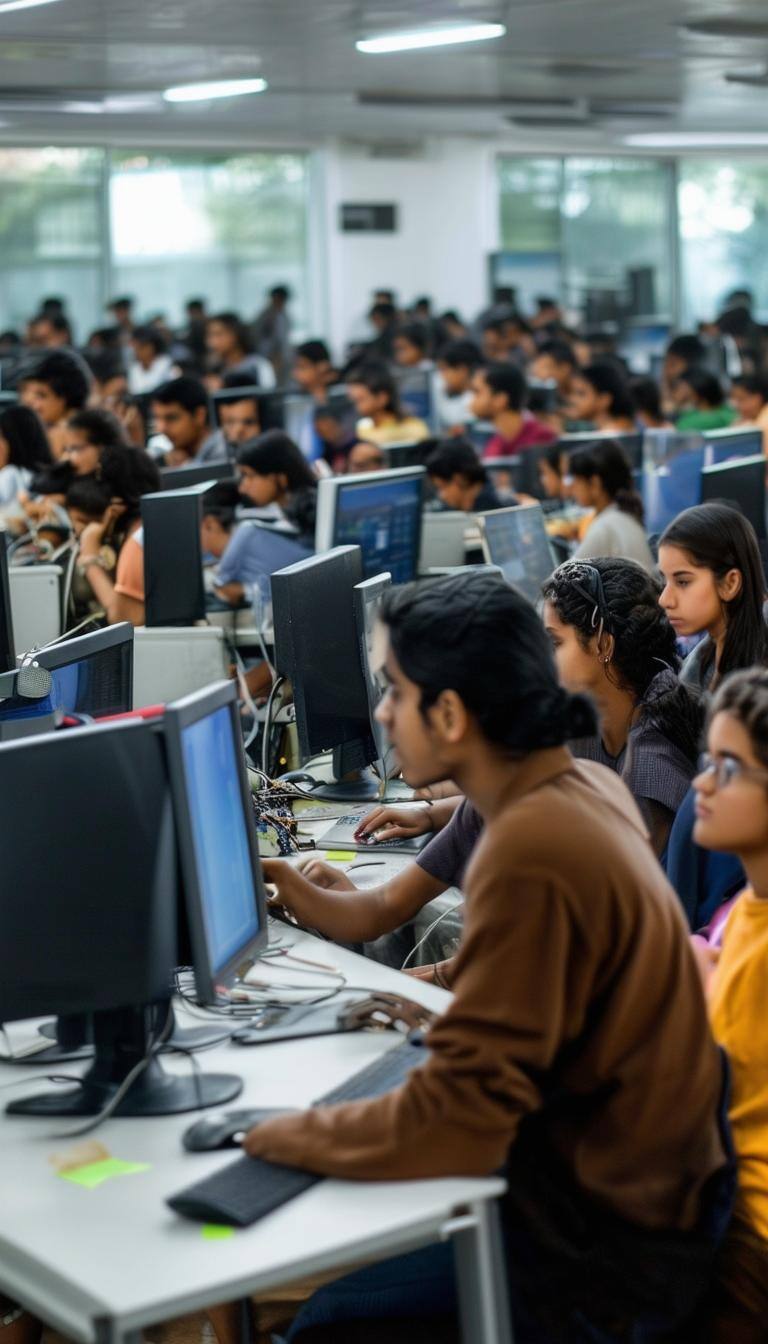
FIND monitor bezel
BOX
[474,502,554,594]
[162,679,268,1004]
[353,572,392,776]
[700,454,767,538]
[0,542,15,672]
[160,462,236,491]
[30,620,134,712]
[315,465,426,570]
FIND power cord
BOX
[400,904,461,973]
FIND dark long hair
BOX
[98,447,160,526]
[580,360,635,420]
[381,571,597,755]
[543,557,705,766]
[237,430,317,540]
[0,404,53,471]
[568,439,644,522]
[660,502,768,686]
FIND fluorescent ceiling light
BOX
[356,22,506,54]
[0,0,63,11]
[625,131,768,148]
[163,77,267,104]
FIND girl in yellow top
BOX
[693,666,768,1341]
[346,361,430,447]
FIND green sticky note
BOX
[202,1223,235,1240]
[59,1158,150,1189]
[325,850,355,861]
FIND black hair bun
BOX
[564,691,598,739]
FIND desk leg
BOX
[93,1319,143,1344]
[450,1200,513,1344]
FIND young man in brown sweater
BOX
[253,573,733,1343]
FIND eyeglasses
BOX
[697,752,768,791]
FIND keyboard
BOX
[167,1039,427,1226]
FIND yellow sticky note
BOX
[59,1158,150,1189]
[325,850,355,862]
[202,1224,235,1240]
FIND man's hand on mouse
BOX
[353,805,432,845]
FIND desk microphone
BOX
[0,665,52,701]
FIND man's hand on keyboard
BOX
[262,859,330,925]
[295,857,356,892]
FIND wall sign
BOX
[340,203,398,233]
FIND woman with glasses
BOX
[690,667,768,1342]
[543,556,704,855]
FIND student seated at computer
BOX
[214,372,263,452]
[543,557,704,856]
[18,350,90,460]
[426,439,513,513]
[345,441,386,473]
[213,431,316,607]
[291,340,340,461]
[730,373,768,457]
[674,369,736,432]
[535,442,595,544]
[630,375,674,430]
[434,339,481,434]
[252,572,732,1344]
[346,361,430,447]
[75,444,161,626]
[312,402,357,470]
[658,503,768,694]
[149,376,227,466]
[529,338,578,414]
[566,360,637,434]
[568,439,655,571]
[392,322,433,371]
[127,324,180,395]
[200,482,239,568]
[60,407,129,478]
[469,362,557,458]
[0,404,52,525]
[205,311,276,391]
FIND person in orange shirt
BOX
[692,666,768,1341]
[76,445,160,626]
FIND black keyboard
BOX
[167,1040,427,1226]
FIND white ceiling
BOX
[0,0,766,149]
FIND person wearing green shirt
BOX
[675,368,736,432]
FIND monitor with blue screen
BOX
[314,467,424,583]
[163,680,267,1004]
[0,623,133,731]
[394,368,434,427]
[476,504,555,605]
[702,427,763,467]
[642,433,705,534]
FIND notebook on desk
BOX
[315,813,431,855]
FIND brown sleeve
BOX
[246,863,580,1179]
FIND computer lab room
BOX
[3,2,768,1342]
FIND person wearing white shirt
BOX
[569,439,655,573]
[434,338,482,435]
[0,403,53,523]
[128,325,180,395]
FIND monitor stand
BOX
[7,1003,243,1117]
[303,749,413,803]
[33,1004,226,1062]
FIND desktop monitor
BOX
[701,455,767,540]
[0,622,133,736]
[353,573,392,778]
[642,432,706,535]
[475,504,556,606]
[271,545,380,798]
[315,467,425,584]
[702,427,763,467]
[160,461,237,492]
[163,680,268,1006]
[0,542,14,672]
[562,431,644,473]
[142,481,213,626]
[394,367,434,428]
[381,439,436,471]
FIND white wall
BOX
[321,137,499,357]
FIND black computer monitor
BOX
[701,455,767,540]
[142,482,212,626]
[562,430,644,473]
[476,504,556,605]
[353,573,392,778]
[0,542,14,672]
[271,545,380,799]
[314,467,425,583]
[163,680,268,1006]
[380,439,436,471]
[702,427,764,467]
[0,622,133,736]
[160,461,237,491]
[0,717,240,1117]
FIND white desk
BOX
[0,930,510,1344]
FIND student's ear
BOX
[596,631,616,666]
[718,567,743,604]
[429,689,469,744]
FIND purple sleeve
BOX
[416,799,484,888]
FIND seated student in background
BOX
[426,439,512,513]
[730,372,768,455]
[200,482,239,565]
[566,360,637,433]
[392,322,433,370]
[0,404,52,523]
[569,439,655,571]
[204,311,276,391]
[127,324,179,394]
[689,667,768,1342]
[674,369,736,432]
[543,557,704,855]
[469,362,557,457]
[345,441,385,473]
[149,376,226,466]
[253,572,732,1344]
[658,502,768,693]
[18,351,90,459]
[434,338,481,434]
[312,402,357,470]
[75,444,160,626]
[214,373,262,452]
[530,337,579,425]
[537,442,595,544]
[64,474,115,622]
[213,431,316,607]
[630,375,674,430]
[60,407,128,477]
[346,361,430,446]
[291,339,338,461]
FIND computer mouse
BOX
[278,771,319,788]
[182,1108,292,1153]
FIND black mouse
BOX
[182,1108,295,1153]
[278,771,319,788]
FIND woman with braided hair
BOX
[543,555,705,854]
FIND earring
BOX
[603,656,611,665]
